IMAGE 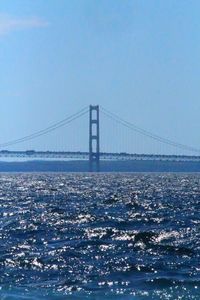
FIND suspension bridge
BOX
[0,105,200,171]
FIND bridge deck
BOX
[0,150,200,162]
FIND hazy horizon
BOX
[1,1,200,155]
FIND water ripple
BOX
[0,173,200,299]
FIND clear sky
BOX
[0,0,200,154]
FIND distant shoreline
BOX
[0,160,200,172]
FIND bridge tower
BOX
[89,105,100,172]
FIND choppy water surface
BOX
[0,173,200,299]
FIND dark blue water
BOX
[0,173,199,299]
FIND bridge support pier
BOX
[89,105,100,172]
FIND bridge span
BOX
[1,105,200,171]
[0,150,200,162]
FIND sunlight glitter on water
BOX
[0,173,200,299]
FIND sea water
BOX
[0,173,199,299]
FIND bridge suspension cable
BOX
[0,107,89,148]
[100,106,200,154]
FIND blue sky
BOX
[0,0,200,154]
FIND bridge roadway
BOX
[0,150,200,162]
